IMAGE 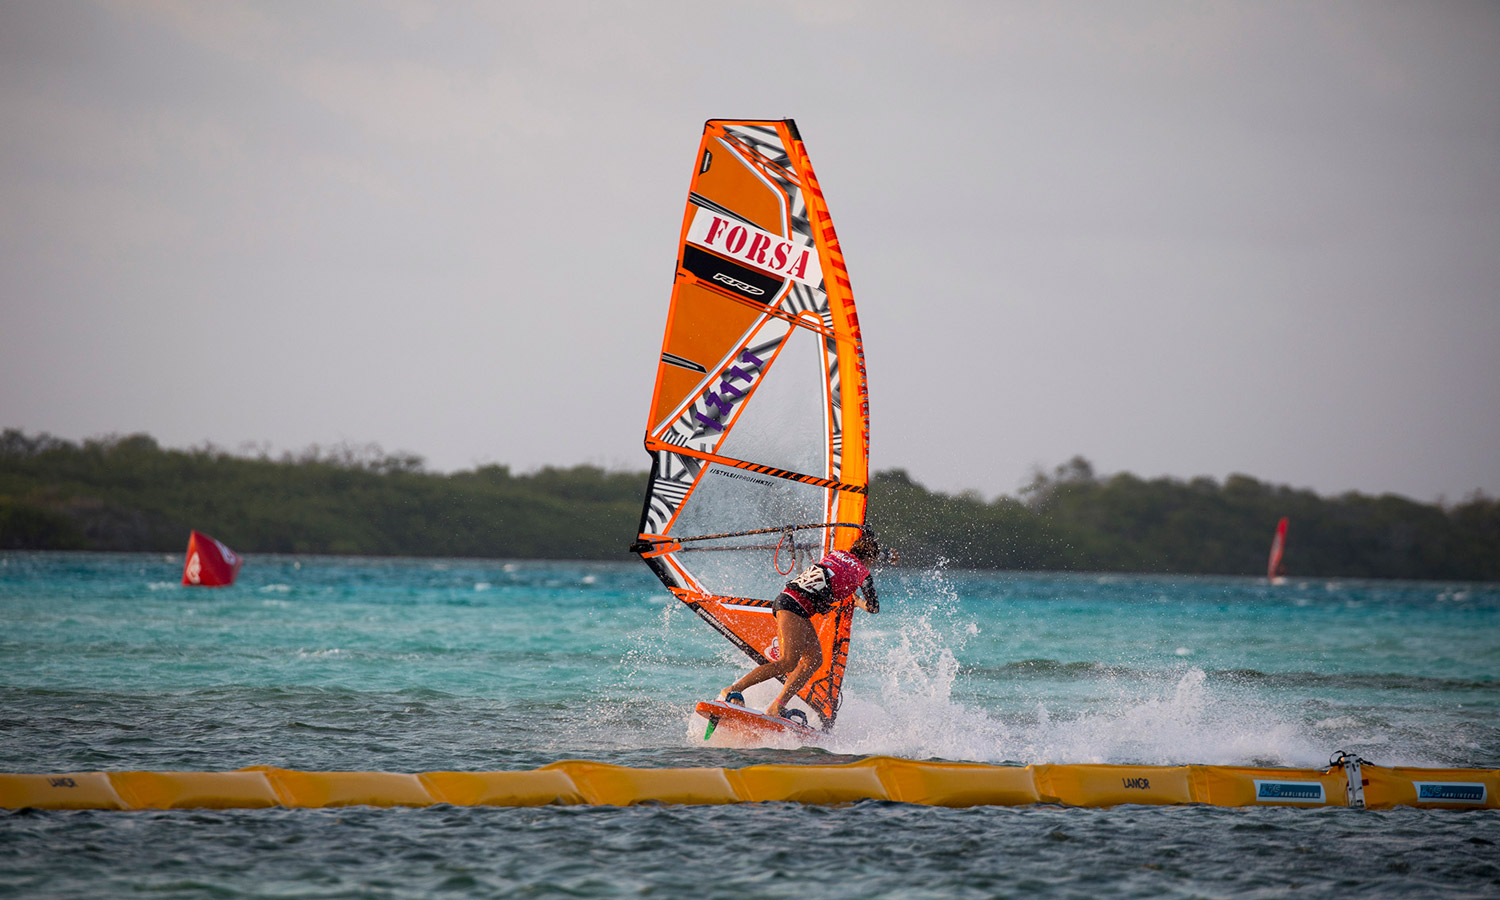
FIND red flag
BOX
[182,530,243,587]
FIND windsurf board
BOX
[696,699,817,742]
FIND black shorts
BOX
[772,593,812,619]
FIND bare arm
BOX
[854,575,879,614]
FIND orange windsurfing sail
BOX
[1268,517,1288,582]
[631,119,870,730]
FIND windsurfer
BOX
[719,533,883,720]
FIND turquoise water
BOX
[2,552,1498,897]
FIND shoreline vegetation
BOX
[2,430,1496,581]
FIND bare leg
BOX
[725,610,817,703]
[765,613,822,717]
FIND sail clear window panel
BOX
[665,462,829,598]
[716,321,830,478]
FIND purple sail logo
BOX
[692,348,766,434]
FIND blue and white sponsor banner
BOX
[1413,782,1487,804]
[1253,780,1327,803]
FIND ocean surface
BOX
[1,552,1497,898]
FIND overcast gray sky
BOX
[3,0,1497,503]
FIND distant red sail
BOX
[1267,517,1288,581]
[182,530,243,587]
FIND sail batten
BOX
[633,119,869,729]
[639,442,865,494]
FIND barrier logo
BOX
[1415,782,1486,803]
[1253,780,1325,803]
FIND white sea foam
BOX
[1315,716,1361,729]
[831,658,1337,768]
[617,561,1467,768]
[817,565,1345,768]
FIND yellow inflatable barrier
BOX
[1035,764,1194,807]
[733,762,890,805]
[1188,764,1348,807]
[547,761,741,806]
[1361,765,1500,810]
[1,756,1495,811]
[254,767,434,808]
[878,758,1040,807]
[0,772,126,810]
[418,768,584,807]
[110,771,279,810]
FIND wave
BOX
[967,659,1497,692]
[811,582,1500,768]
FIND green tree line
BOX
[0,430,639,559]
[870,458,1499,580]
[2,431,1496,580]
